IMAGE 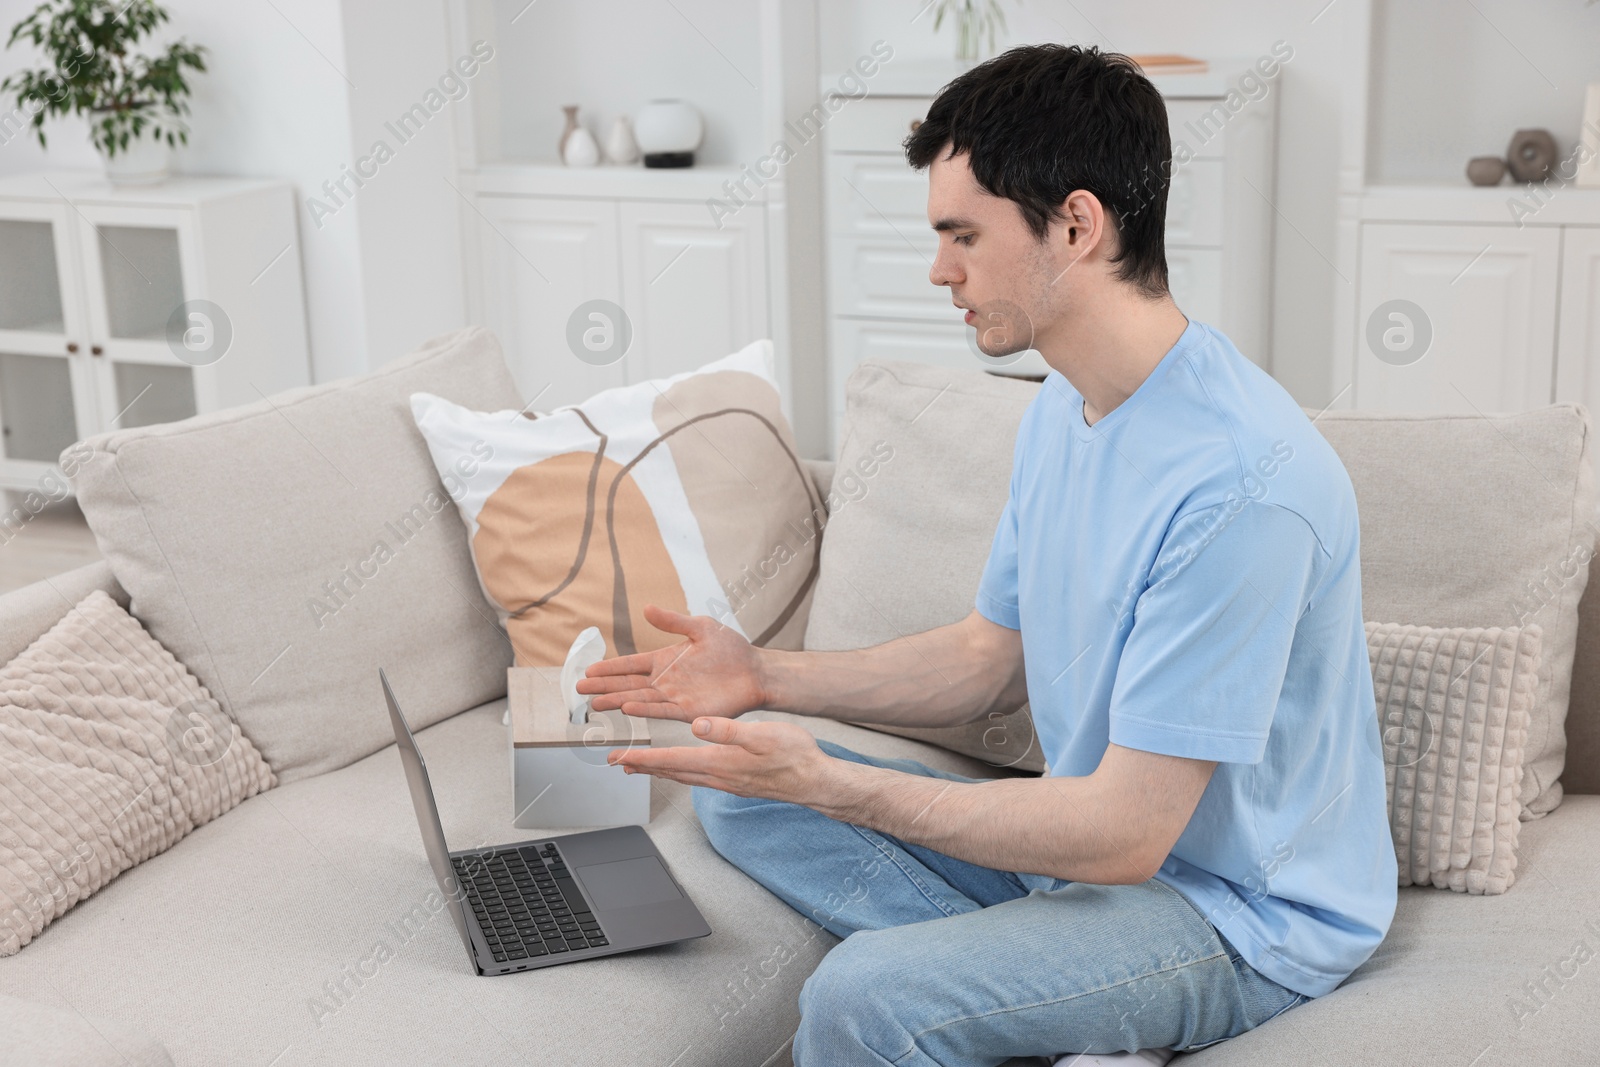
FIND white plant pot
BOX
[98,127,172,185]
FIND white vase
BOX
[634,99,703,168]
[96,121,171,185]
[562,125,600,167]
[604,115,640,165]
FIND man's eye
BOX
[954,233,974,246]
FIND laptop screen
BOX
[380,669,476,959]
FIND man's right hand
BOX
[575,603,768,723]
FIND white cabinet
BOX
[819,60,1278,450]
[618,201,768,386]
[1556,227,1600,418]
[467,169,771,413]
[0,173,308,491]
[474,195,625,409]
[1354,223,1560,413]
[1334,188,1600,414]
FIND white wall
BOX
[484,0,765,167]
[0,0,469,382]
[1369,0,1600,183]
[817,0,1355,409]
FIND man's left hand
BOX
[607,717,829,805]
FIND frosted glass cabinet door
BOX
[0,202,96,472]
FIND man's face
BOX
[926,150,1065,359]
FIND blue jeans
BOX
[691,739,1309,1067]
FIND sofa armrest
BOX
[0,560,126,665]
[0,993,173,1067]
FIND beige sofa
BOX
[3,330,1599,1066]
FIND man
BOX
[577,44,1396,1066]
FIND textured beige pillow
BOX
[1368,621,1541,895]
[69,327,520,782]
[413,340,823,666]
[0,591,275,955]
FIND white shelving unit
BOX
[445,0,798,418]
[0,172,309,492]
[818,58,1279,448]
[1330,0,1600,415]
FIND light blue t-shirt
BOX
[976,319,1397,999]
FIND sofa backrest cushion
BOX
[802,360,1045,772]
[807,360,1599,810]
[68,327,521,783]
[1311,407,1596,817]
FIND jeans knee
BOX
[796,934,903,1051]
[691,785,758,855]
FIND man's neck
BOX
[1038,291,1190,427]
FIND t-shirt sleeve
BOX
[975,493,1021,630]
[1108,499,1328,764]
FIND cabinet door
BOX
[72,202,200,431]
[1556,226,1600,418]
[0,201,99,483]
[475,195,623,410]
[618,201,768,384]
[1355,223,1559,413]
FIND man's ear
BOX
[1053,188,1112,281]
[1061,189,1109,256]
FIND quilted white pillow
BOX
[1368,621,1541,895]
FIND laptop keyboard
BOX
[453,842,610,964]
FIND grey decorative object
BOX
[1466,156,1506,186]
[1506,128,1557,183]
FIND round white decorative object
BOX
[634,98,704,154]
[563,125,601,167]
[604,115,641,165]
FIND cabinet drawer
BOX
[828,235,950,320]
[1166,98,1229,160]
[826,151,1221,249]
[1165,158,1223,247]
[825,156,930,236]
[825,96,931,153]
[1168,248,1223,325]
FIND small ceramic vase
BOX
[604,116,641,165]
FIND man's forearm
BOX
[808,756,1157,885]
[756,612,1026,728]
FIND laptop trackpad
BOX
[575,856,684,911]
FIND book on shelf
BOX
[1127,54,1209,75]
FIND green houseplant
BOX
[1,0,206,183]
[931,0,1019,63]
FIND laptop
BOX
[380,669,712,975]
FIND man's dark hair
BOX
[904,44,1172,297]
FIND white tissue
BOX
[560,626,608,725]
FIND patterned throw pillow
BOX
[0,591,275,955]
[410,340,823,666]
[1368,621,1542,894]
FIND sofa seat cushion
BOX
[1183,795,1600,1065]
[0,699,1016,1067]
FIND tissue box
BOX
[508,666,652,828]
